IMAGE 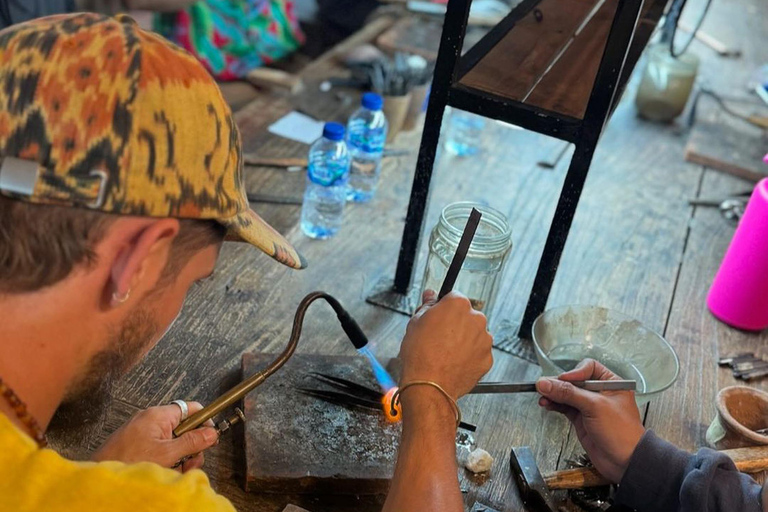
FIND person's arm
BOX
[536,359,765,512]
[384,387,464,512]
[616,430,764,512]
[383,290,494,512]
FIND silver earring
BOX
[112,289,130,304]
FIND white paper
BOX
[268,111,325,145]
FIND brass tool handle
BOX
[174,371,267,437]
[173,292,367,437]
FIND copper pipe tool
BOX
[173,291,369,437]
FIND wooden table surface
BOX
[51,1,768,511]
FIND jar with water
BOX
[635,44,699,122]
[421,203,512,321]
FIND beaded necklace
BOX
[0,377,47,447]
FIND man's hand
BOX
[536,359,645,483]
[384,290,493,512]
[92,402,218,473]
[399,290,493,400]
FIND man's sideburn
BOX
[48,303,160,435]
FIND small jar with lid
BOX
[421,202,512,320]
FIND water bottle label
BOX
[308,164,349,187]
[349,128,386,154]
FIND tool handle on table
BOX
[728,445,768,473]
[544,445,768,490]
[245,68,303,94]
[243,155,308,168]
[545,467,608,490]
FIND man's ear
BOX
[108,218,181,308]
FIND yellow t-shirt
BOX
[0,413,236,512]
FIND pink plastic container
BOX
[707,179,768,331]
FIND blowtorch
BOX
[173,291,370,437]
[173,206,483,438]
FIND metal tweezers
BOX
[297,372,478,432]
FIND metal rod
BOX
[173,292,348,437]
[518,0,643,340]
[391,0,474,294]
[438,208,482,299]
[470,380,636,394]
[448,84,581,143]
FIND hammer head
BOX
[510,447,557,512]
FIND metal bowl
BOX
[532,305,679,405]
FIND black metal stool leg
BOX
[366,0,474,314]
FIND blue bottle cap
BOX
[323,122,345,141]
[361,92,383,111]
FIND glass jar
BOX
[635,44,700,122]
[421,202,512,320]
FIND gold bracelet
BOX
[392,381,462,429]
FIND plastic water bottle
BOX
[300,122,350,239]
[346,92,388,202]
[445,109,486,156]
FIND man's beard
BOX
[47,306,160,439]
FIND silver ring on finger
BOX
[171,399,189,421]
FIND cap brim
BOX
[219,209,307,270]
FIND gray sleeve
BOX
[615,430,764,512]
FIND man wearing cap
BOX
[0,13,492,512]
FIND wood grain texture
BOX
[545,467,608,489]
[524,0,617,119]
[376,16,488,60]
[685,115,768,183]
[459,0,598,105]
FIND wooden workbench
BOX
[51,1,768,510]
